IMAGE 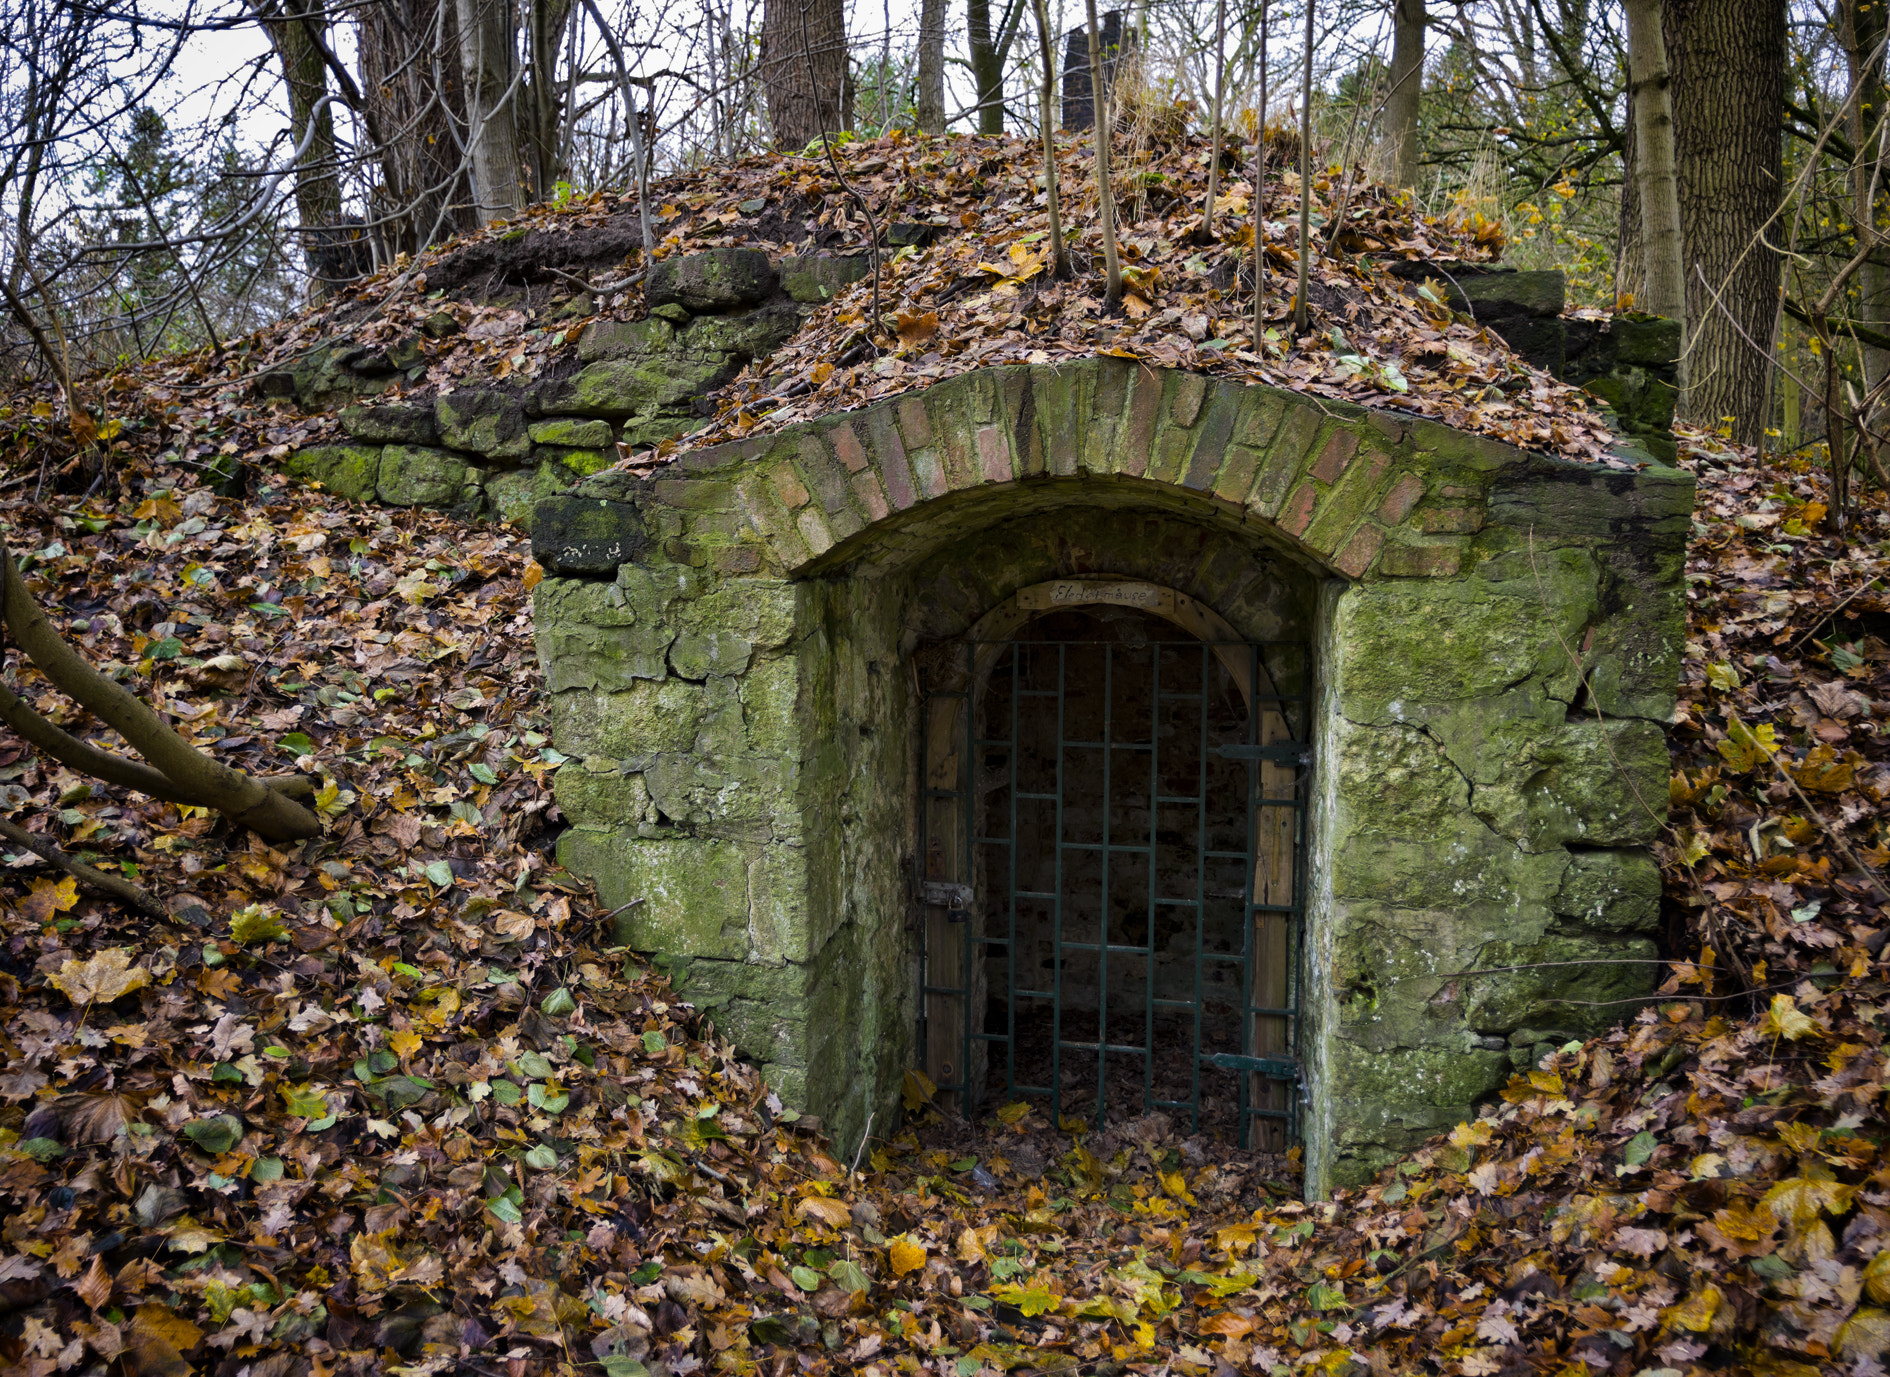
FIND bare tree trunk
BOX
[0,556,320,841]
[1667,0,1784,445]
[761,0,849,147]
[1032,0,1065,272]
[1845,0,1890,420]
[1252,0,1268,340]
[457,0,524,215]
[1202,0,1227,235]
[916,0,946,133]
[1085,0,1120,304]
[254,0,343,290]
[968,0,1005,133]
[1293,0,1313,336]
[522,0,575,200]
[1616,71,1642,307]
[1385,0,1424,189]
[356,0,478,253]
[1626,0,1684,324]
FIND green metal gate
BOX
[917,632,1310,1148]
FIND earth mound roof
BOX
[7,127,1634,486]
[3,123,1640,487]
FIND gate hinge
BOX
[1213,743,1314,765]
[1204,1053,1301,1080]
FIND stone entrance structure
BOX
[530,354,1691,1193]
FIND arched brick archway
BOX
[532,357,1693,1193]
[675,356,1467,582]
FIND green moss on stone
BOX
[377,445,466,507]
[282,444,381,502]
[529,417,615,448]
[555,830,750,958]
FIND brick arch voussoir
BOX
[716,358,1490,580]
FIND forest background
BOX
[0,0,1877,471]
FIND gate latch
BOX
[919,880,974,922]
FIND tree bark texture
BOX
[1626,0,1684,324]
[1031,0,1065,271]
[1384,0,1424,190]
[1666,0,1785,445]
[967,0,1005,133]
[456,0,525,216]
[256,0,343,287]
[521,0,575,200]
[354,0,478,252]
[916,0,946,133]
[760,0,850,148]
[1845,0,1890,418]
[1616,73,1642,307]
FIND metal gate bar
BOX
[918,636,1310,1147]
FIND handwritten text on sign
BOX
[1016,581,1177,614]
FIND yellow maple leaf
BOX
[522,559,546,592]
[1865,1248,1890,1304]
[1836,1308,1890,1360]
[889,1235,927,1276]
[1662,1283,1722,1333]
[1450,1119,1494,1149]
[1763,1175,1855,1231]
[19,875,78,926]
[130,1301,204,1354]
[48,948,151,1006]
[351,1230,407,1290]
[1760,993,1818,1041]
[387,1028,424,1059]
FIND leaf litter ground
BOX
[0,138,1883,1375]
[0,425,1886,1377]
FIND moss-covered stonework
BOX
[265,250,854,529]
[532,355,1692,1196]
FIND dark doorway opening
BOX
[918,600,1309,1148]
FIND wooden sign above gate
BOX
[1015,580,1177,614]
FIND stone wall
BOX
[1380,262,1681,463]
[272,249,869,527]
[531,355,1693,1194]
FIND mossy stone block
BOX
[377,445,466,507]
[529,417,615,448]
[549,681,707,760]
[434,391,531,461]
[779,254,869,303]
[556,357,736,418]
[683,304,801,361]
[484,462,574,529]
[341,403,439,446]
[669,629,754,679]
[554,831,750,958]
[533,578,674,691]
[282,444,381,502]
[648,247,776,311]
[578,317,676,362]
[532,494,647,576]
